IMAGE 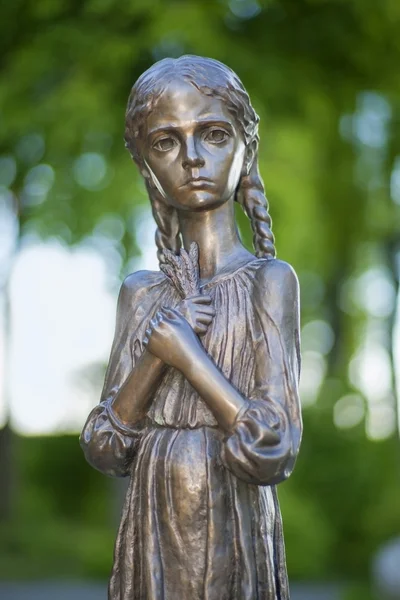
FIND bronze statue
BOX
[80,55,302,600]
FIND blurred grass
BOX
[0,518,114,580]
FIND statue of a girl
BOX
[80,55,302,600]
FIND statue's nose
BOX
[182,137,205,169]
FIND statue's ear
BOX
[242,139,257,176]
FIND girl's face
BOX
[138,79,248,211]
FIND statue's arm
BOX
[219,259,302,484]
[110,350,165,423]
[80,272,166,476]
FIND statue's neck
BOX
[178,200,253,285]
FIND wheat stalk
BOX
[161,242,200,298]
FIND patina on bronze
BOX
[80,55,302,600]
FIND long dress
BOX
[80,256,302,600]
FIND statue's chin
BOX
[170,191,230,212]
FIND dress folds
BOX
[80,257,302,600]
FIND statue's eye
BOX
[204,129,229,144]
[153,137,177,152]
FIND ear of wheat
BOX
[161,242,200,298]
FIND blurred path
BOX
[0,581,342,599]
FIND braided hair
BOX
[145,179,181,264]
[236,149,275,258]
[124,55,276,264]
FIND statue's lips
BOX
[180,178,214,188]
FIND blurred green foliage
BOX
[0,434,113,579]
[1,0,400,590]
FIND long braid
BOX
[236,149,276,259]
[145,179,181,265]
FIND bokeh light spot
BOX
[366,403,396,441]
[23,164,55,206]
[299,351,327,407]
[73,152,108,190]
[390,156,400,205]
[301,320,335,356]
[333,394,365,429]
[229,0,261,20]
[94,214,125,242]
[0,155,17,187]
[15,133,45,165]
[353,268,396,318]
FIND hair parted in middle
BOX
[124,55,276,265]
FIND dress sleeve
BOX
[221,260,302,486]
[80,275,145,478]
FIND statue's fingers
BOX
[190,295,212,304]
[196,314,213,325]
[156,309,166,323]
[196,324,208,335]
[196,306,215,316]
[161,307,180,320]
[143,327,153,346]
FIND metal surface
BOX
[80,55,302,600]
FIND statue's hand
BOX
[143,307,202,370]
[176,295,215,335]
